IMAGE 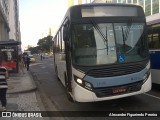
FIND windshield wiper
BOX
[121,18,132,52]
[90,19,109,54]
[122,27,126,51]
[124,19,132,40]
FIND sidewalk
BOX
[1,68,45,119]
[7,69,36,94]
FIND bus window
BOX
[72,23,117,65]
[61,27,65,52]
[148,34,160,49]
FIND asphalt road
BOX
[30,56,160,120]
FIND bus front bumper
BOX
[73,74,151,102]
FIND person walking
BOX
[25,54,30,71]
[40,54,43,61]
[0,67,8,111]
[23,53,27,68]
[18,54,25,74]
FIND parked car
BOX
[43,53,49,59]
[29,55,36,62]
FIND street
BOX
[29,56,160,120]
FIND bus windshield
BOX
[72,22,148,66]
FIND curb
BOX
[7,87,37,94]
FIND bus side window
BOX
[56,35,60,52]
[59,32,62,52]
[61,27,65,52]
[148,33,160,49]
[63,19,70,41]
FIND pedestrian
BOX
[0,67,8,111]
[40,54,43,61]
[23,53,28,68]
[25,54,30,71]
[18,54,25,74]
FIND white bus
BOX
[23,50,31,56]
[53,3,151,102]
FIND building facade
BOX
[92,0,112,3]
[93,0,160,16]
[0,0,20,42]
[0,0,10,41]
[68,0,94,7]
[0,0,21,72]
[8,0,20,41]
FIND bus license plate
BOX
[112,87,126,94]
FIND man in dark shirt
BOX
[26,55,30,71]
[23,54,30,71]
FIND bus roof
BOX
[53,3,144,39]
[69,3,142,10]
[62,3,144,24]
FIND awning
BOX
[0,40,21,45]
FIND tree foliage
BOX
[37,35,53,53]
[26,35,53,54]
[27,46,40,54]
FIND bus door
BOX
[63,21,72,93]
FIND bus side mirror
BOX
[63,26,68,41]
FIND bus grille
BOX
[87,64,144,78]
[94,81,143,98]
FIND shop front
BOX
[0,40,21,73]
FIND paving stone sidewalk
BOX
[0,69,46,120]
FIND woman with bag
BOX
[0,67,8,111]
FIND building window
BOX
[148,34,160,49]
[122,0,126,3]
[106,0,112,3]
[118,0,126,3]
[145,0,151,16]
[139,0,144,8]
[127,0,131,3]
[112,0,117,3]
[133,0,137,4]
[152,0,159,14]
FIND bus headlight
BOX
[77,78,83,84]
[74,76,92,91]
[143,69,150,83]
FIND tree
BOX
[27,46,40,54]
[25,35,53,54]
[37,35,53,53]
